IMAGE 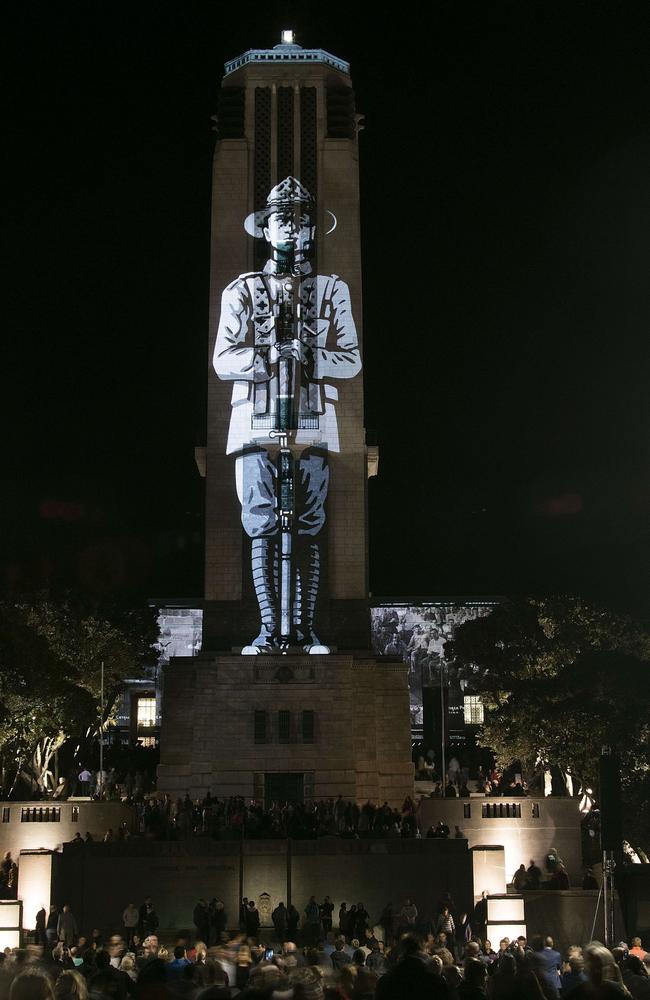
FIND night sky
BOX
[4,3,648,615]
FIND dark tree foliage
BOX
[445,596,650,850]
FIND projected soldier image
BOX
[214,177,361,654]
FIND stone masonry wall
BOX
[157,654,414,806]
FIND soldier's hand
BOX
[300,325,319,348]
[269,339,303,363]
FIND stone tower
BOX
[201,34,370,652]
[158,35,413,805]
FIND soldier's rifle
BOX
[269,272,301,650]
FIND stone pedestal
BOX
[158,654,414,807]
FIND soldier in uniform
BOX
[214,177,361,652]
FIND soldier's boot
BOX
[242,536,279,655]
[293,540,329,655]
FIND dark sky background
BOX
[3,2,649,616]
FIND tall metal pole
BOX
[98,660,104,800]
[602,851,615,947]
[601,849,608,946]
[440,661,446,787]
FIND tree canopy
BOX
[0,597,159,795]
[445,596,650,847]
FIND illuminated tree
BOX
[0,598,158,796]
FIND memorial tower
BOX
[158,35,413,805]
[203,32,369,652]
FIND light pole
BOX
[98,660,104,800]
[440,659,446,787]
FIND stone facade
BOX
[158,653,414,806]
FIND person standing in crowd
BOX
[355,901,369,940]
[435,905,455,938]
[193,898,209,944]
[562,953,588,996]
[244,899,260,937]
[345,904,358,939]
[287,902,300,941]
[136,934,160,971]
[57,904,78,947]
[377,933,447,999]
[630,938,647,960]
[399,898,418,932]
[139,898,159,937]
[166,944,191,985]
[512,864,528,890]
[367,941,388,976]
[0,852,13,889]
[138,897,151,936]
[527,859,542,888]
[304,895,321,943]
[577,942,626,1000]
[537,935,563,996]
[209,898,227,944]
[379,902,394,943]
[472,891,488,941]
[455,911,472,961]
[121,902,139,948]
[77,767,92,796]
[46,905,59,950]
[331,938,352,972]
[35,905,47,947]
[460,957,489,1000]
[272,901,288,942]
[320,895,334,936]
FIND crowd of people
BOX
[110,796,423,842]
[67,768,155,803]
[73,765,530,807]
[1,892,649,999]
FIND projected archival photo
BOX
[370,602,497,734]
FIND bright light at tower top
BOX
[281,30,295,45]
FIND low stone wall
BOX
[52,837,473,936]
[417,796,582,886]
[0,801,135,857]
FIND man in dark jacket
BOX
[376,935,449,1000]
[193,898,209,943]
[35,906,47,946]
[536,936,562,997]
[272,902,288,941]
[210,899,228,944]
[244,899,260,938]
[331,939,352,972]
[320,896,334,936]
[89,949,129,1000]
